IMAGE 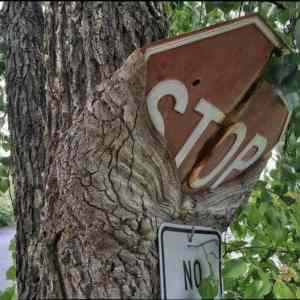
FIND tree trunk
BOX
[2,2,46,299]
[2,2,267,299]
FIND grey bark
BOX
[2,2,46,299]
[3,1,267,299]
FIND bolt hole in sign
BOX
[159,223,223,299]
[142,14,290,192]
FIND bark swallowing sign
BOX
[143,14,290,193]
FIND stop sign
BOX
[142,14,290,192]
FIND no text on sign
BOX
[159,223,223,299]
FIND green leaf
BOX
[0,178,9,193]
[244,278,272,298]
[259,201,270,215]
[224,259,249,279]
[223,275,235,290]
[264,54,300,86]
[0,286,16,300]
[246,204,261,226]
[9,238,16,253]
[280,71,300,95]
[7,238,16,264]
[5,266,16,281]
[273,280,295,299]
[263,206,287,244]
[295,286,300,298]
[230,221,247,239]
[0,157,11,168]
[276,7,290,24]
[0,164,9,178]
[198,277,218,299]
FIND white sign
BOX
[159,223,223,299]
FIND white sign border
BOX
[144,15,282,61]
[158,222,223,300]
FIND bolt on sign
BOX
[142,14,290,192]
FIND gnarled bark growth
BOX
[40,49,267,298]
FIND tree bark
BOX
[2,2,46,299]
[3,2,267,299]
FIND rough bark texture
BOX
[40,50,266,299]
[3,1,267,299]
[2,2,46,299]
